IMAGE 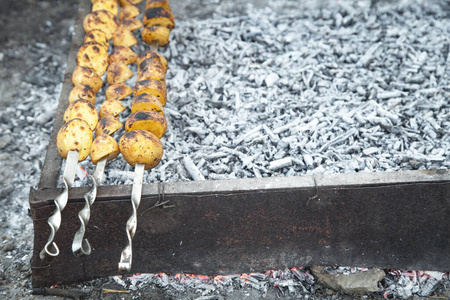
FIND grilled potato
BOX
[112,25,138,47]
[77,41,110,76]
[90,134,120,164]
[119,4,140,20]
[141,26,170,46]
[105,83,133,101]
[120,19,143,31]
[84,29,109,50]
[57,118,93,161]
[109,46,137,65]
[137,50,168,72]
[137,58,165,82]
[146,0,171,11]
[131,93,164,114]
[72,66,103,93]
[125,110,167,138]
[106,62,133,85]
[92,0,119,16]
[99,100,126,119]
[63,99,99,131]
[83,10,118,40]
[143,7,175,29]
[133,79,167,105]
[119,0,143,6]
[119,129,163,170]
[68,85,96,104]
[95,115,123,137]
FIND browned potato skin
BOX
[133,79,167,105]
[68,85,96,104]
[77,41,110,76]
[110,46,137,65]
[90,134,120,164]
[105,83,133,101]
[84,29,109,50]
[119,130,163,170]
[57,118,93,161]
[119,4,140,20]
[137,51,168,72]
[95,115,123,137]
[99,100,126,119]
[63,99,99,131]
[125,110,167,138]
[72,66,103,93]
[141,26,170,46]
[120,19,143,32]
[146,0,171,11]
[92,0,119,16]
[131,93,164,114]
[119,0,143,6]
[137,59,165,82]
[113,25,138,47]
[143,7,175,29]
[106,62,133,85]
[83,10,118,40]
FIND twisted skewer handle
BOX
[72,158,107,257]
[118,163,145,272]
[40,150,79,261]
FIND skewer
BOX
[118,163,145,272]
[72,157,107,257]
[40,150,79,261]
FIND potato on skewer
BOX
[105,83,133,101]
[143,7,175,29]
[107,62,134,85]
[63,99,99,131]
[72,66,103,93]
[131,93,164,114]
[83,10,118,40]
[121,19,143,31]
[142,26,170,46]
[125,110,167,138]
[110,46,138,65]
[95,115,124,137]
[134,78,167,105]
[68,85,96,104]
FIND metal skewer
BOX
[72,157,107,257]
[118,163,145,272]
[118,41,160,273]
[40,150,79,262]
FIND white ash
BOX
[65,0,450,187]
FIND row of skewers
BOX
[40,0,175,273]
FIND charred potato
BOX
[83,10,118,40]
[106,62,134,85]
[119,4,140,20]
[68,85,96,104]
[133,79,167,105]
[105,83,133,101]
[90,134,120,164]
[109,46,137,65]
[77,41,110,76]
[125,110,167,138]
[92,0,119,16]
[99,100,126,119]
[137,50,168,72]
[141,26,170,46]
[146,0,171,11]
[84,29,109,50]
[63,99,99,131]
[131,93,164,114]
[112,25,138,47]
[120,19,143,31]
[119,0,143,6]
[143,7,175,29]
[119,129,163,170]
[95,115,123,137]
[137,58,165,82]
[72,66,103,93]
[57,118,93,161]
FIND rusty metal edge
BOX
[38,0,88,190]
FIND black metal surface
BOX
[30,175,450,287]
